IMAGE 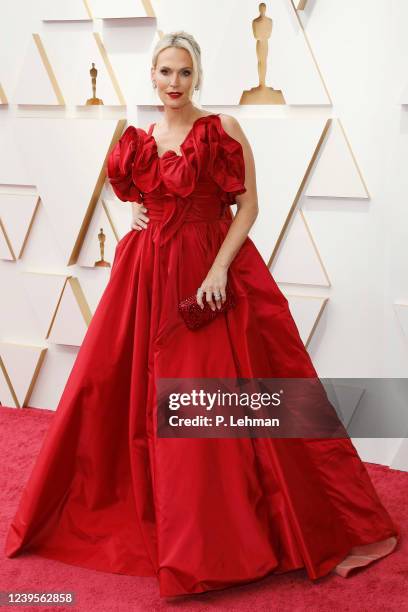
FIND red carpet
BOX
[1,405,406,611]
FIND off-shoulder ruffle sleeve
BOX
[208,116,247,205]
[106,125,143,203]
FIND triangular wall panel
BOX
[0,343,47,408]
[48,278,92,346]
[271,210,330,287]
[306,119,369,198]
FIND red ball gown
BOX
[4,113,399,598]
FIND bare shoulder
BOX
[218,114,250,149]
[218,114,257,205]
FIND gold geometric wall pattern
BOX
[13,34,64,105]
[143,0,156,17]
[291,1,332,106]
[78,199,121,267]
[0,363,16,408]
[47,277,92,347]
[0,343,47,408]
[285,294,329,347]
[265,118,330,269]
[0,82,7,104]
[15,32,124,106]
[245,117,329,267]
[27,347,82,411]
[98,26,160,107]
[258,113,370,291]
[10,118,125,266]
[101,197,132,244]
[0,224,12,260]
[70,118,127,266]
[293,0,309,10]
[271,209,331,287]
[20,272,70,339]
[306,119,370,199]
[0,193,40,261]
[93,32,126,105]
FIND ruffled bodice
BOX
[106,113,247,210]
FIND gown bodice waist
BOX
[142,182,232,246]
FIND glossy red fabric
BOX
[5,114,399,598]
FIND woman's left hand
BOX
[196,264,228,311]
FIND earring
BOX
[152,81,157,88]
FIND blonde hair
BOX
[152,31,203,101]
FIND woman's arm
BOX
[212,114,259,268]
[197,114,259,310]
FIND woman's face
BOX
[151,46,195,109]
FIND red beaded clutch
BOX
[178,285,236,330]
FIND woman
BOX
[5,31,399,598]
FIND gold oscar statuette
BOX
[240,2,286,105]
[86,62,104,105]
[94,227,111,267]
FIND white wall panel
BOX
[12,118,119,265]
[39,30,122,106]
[0,194,39,260]
[12,35,60,105]
[48,278,91,346]
[0,342,46,407]
[246,117,327,265]
[78,201,119,267]
[20,272,68,338]
[41,0,92,22]
[271,209,330,286]
[90,0,152,19]
[307,119,369,198]
[286,294,328,346]
[0,117,36,185]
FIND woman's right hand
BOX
[131,203,150,231]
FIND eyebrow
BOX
[159,66,192,70]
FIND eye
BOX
[183,70,191,76]
[160,68,169,74]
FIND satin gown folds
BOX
[5,114,399,598]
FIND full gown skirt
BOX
[4,114,399,597]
